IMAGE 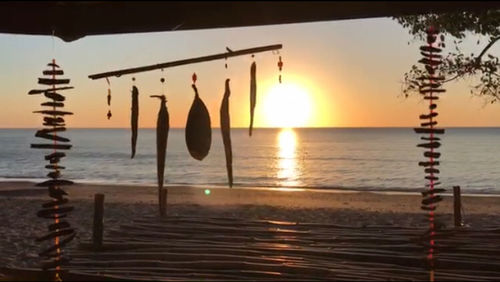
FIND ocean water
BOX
[0,128,499,194]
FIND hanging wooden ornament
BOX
[249,56,257,137]
[151,77,170,215]
[220,78,233,188]
[28,59,76,276]
[186,72,212,161]
[413,26,446,281]
[130,77,139,159]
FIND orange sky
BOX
[0,17,499,128]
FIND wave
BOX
[0,175,44,180]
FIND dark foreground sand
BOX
[1,181,499,268]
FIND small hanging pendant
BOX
[192,72,197,84]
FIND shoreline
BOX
[2,179,500,197]
[1,180,500,216]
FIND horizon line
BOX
[2,126,500,129]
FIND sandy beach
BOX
[1,180,499,271]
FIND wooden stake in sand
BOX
[453,186,462,227]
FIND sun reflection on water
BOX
[277,128,301,187]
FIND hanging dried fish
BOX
[28,59,75,275]
[220,79,233,188]
[413,26,446,277]
[249,62,256,136]
[186,84,211,161]
[130,85,139,158]
[151,95,169,214]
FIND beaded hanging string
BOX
[413,26,446,282]
[106,77,112,120]
[161,71,165,94]
[277,55,283,84]
[28,59,76,281]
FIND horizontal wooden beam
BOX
[2,2,500,42]
[88,44,282,80]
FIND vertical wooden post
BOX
[453,186,462,227]
[160,188,167,217]
[93,193,105,250]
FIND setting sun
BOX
[263,83,312,128]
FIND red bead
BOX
[192,73,197,83]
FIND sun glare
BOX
[263,83,312,128]
[277,128,300,187]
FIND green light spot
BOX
[204,189,211,195]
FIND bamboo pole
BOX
[88,44,283,80]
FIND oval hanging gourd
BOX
[130,85,139,159]
[151,94,169,215]
[186,83,212,161]
[220,79,233,187]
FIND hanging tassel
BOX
[186,73,212,161]
[220,79,233,188]
[249,61,256,136]
[130,79,139,159]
